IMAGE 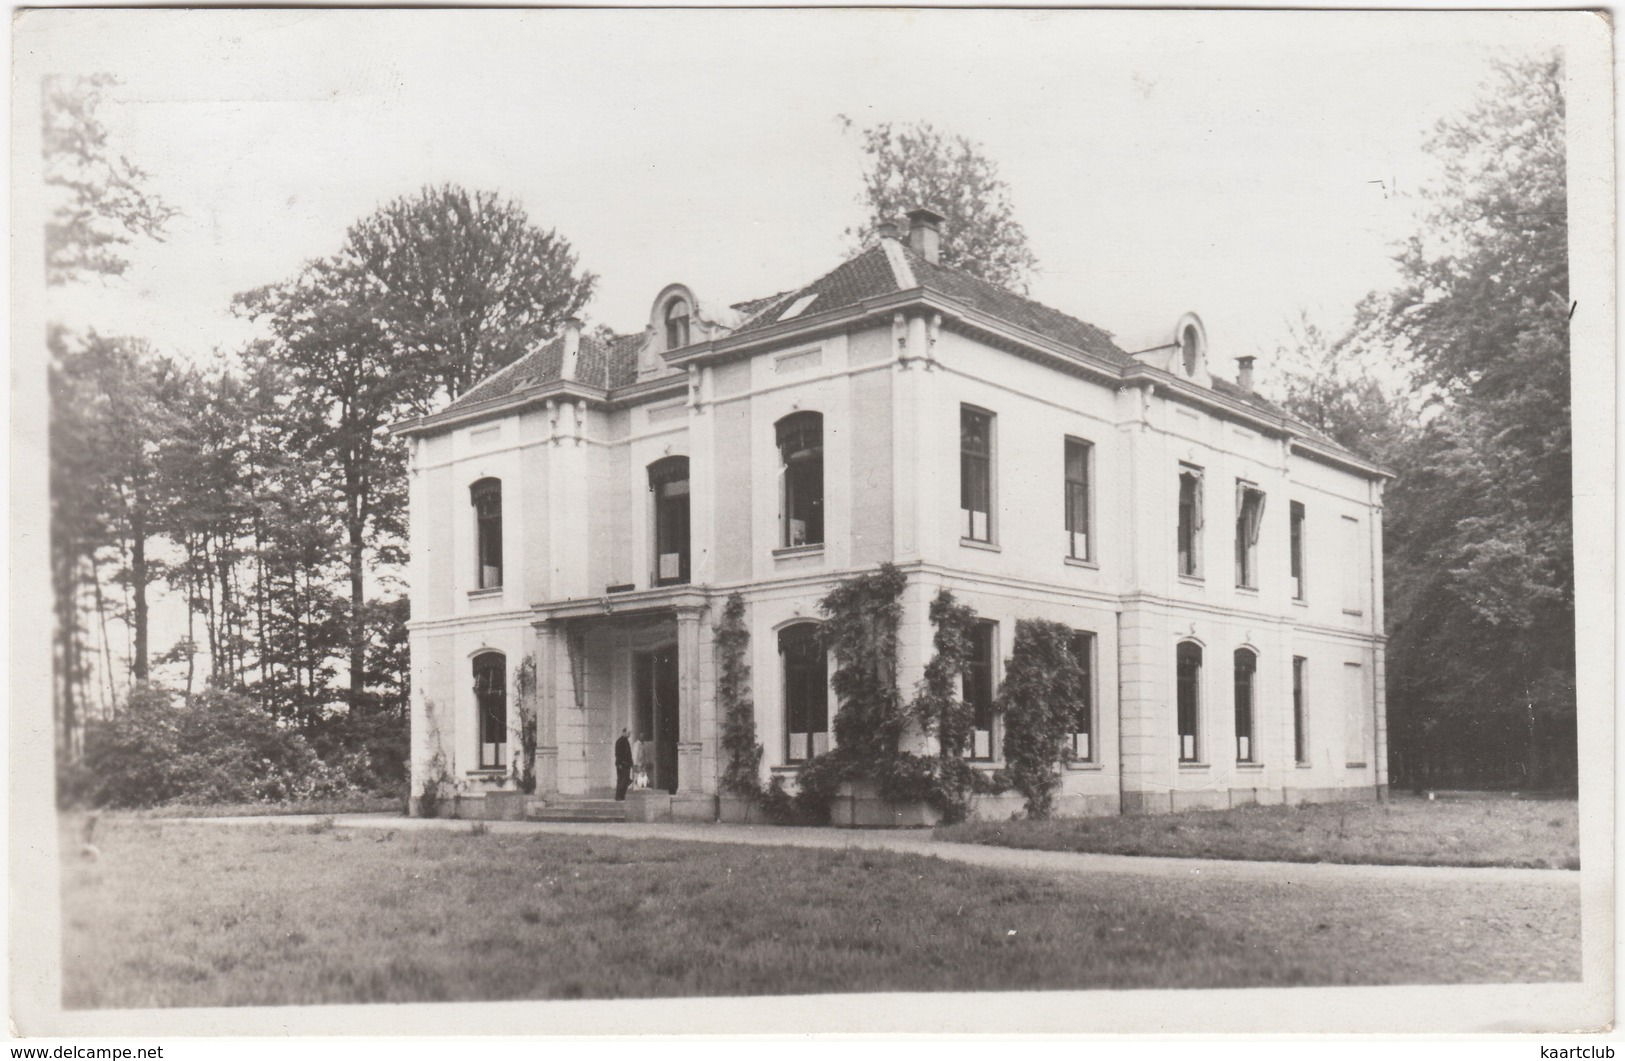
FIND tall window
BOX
[664,299,691,350]
[961,406,994,542]
[1292,656,1309,765]
[1344,661,1368,766]
[1177,466,1204,577]
[1234,648,1257,762]
[474,652,507,769]
[1176,641,1202,762]
[649,457,690,585]
[780,624,828,762]
[1235,483,1266,589]
[1069,630,1096,761]
[964,621,997,760]
[1065,438,1092,561]
[1341,516,1364,614]
[776,412,824,547]
[1289,501,1306,600]
[471,478,503,589]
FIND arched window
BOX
[1234,648,1257,762]
[1180,325,1200,376]
[473,652,507,769]
[780,623,828,762]
[1177,641,1202,762]
[776,412,824,547]
[471,478,502,589]
[665,299,691,350]
[648,456,690,586]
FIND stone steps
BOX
[527,798,628,823]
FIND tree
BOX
[1272,306,1413,463]
[343,184,597,400]
[237,185,597,709]
[842,118,1039,292]
[43,74,178,285]
[1370,54,1571,789]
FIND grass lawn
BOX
[939,796,1580,869]
[62,816,1578,1007]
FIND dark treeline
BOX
[1274,55,1575,791]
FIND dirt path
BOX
[185,812,1582,889]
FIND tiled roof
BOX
[732,244,902,335]
[446,331,643,411]
[900,246,1130,365]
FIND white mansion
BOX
[394,209,1389,820]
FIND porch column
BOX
[672,602,716,816]
[531,620,560,796]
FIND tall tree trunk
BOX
[91,557,114,714]
[130,502,149,682]
[349,510,366,708]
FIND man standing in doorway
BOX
[614,728,634,801]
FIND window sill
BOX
[1346,762,1369,770]
[1063,556,1098,570]
[1235,585,1259,595]
[1065,761,1103,771]
[1342,609,1365,617]
[1177,762,1209,771]
[465,769,507,779]
[1295,762,1314,769]
[771,764,806,775]
[1236,762,1266,771]
[1292,598,1308,607]
[960,538,1001,553]
[772,544,825,559]
[467,587,503,599]
[1177,574,1205,587]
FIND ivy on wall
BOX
[997,619,1088,818]
[716,593,764,797]
[911,589,977,758]
[511,654,539,795]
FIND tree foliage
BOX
[1278,54,1573,789]
[43,74,177,285]
[843,118,1039,292]
[716,593,764,797]
[997,619,1088,817]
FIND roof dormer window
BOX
[1181,325,1200,376]
[665,299,691,350]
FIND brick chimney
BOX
[906,207,945,264]
[877,219,900,240]
[1235,355,1255,392]
[560,316,583,381]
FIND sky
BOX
[19,9,1572,396]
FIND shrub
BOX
[80,684,361,809]
[998,619,1088,818]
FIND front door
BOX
[635,646,680,794]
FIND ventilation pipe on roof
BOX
[560,316,583,382]
[877,219,900,240]
[907,207,945,265]
[1236,355,1256,392]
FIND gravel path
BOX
[183,812,1581,889]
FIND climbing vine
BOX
[511,654,539,795]
[911,588,977,757]
[998,619,1088,818]
[716,593,764,797]
[417,695,452,817]
[821,562,909,759]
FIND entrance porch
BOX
[530,588,718,819]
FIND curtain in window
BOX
[1233,648,1256,762]
[1178,469,1203,576]
[961,408,992,541]
[1177,642,1202,761]
[780,624,828,761]
[1065,439,1090,560]
[776,413,824,547]
[474,654,507,769]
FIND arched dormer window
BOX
[779,623,828,762]
[473,652,507,769]
[775,412,824,547]
[665,299,691,350]
[648,456,690,585]
[471,478,502,589]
